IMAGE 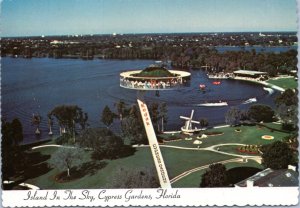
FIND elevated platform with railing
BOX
[120,69,191,90]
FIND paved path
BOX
[31,144,75,150]
[3,180,40,190]
[134,142,262,184]
[170,158,248,184]
[202,143,259,158]
[134,143,261,158]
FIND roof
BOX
[233,70,268,76]
[135,66,174,77]
[120,70,190,79]
[235,168,299,187]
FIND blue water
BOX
[2,57,279,144]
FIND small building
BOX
[233,70,268,79]
[235,165,298,187]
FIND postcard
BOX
[1,0,299,207]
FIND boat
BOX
[212,81,221,85]
[199,84,206,89]
[242,97,257,104]
[196,102,228,107]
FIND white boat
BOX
[242,97,257,104]
[197,102,228,107]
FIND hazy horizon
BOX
[2,0,298,37]
[2,31,298,39]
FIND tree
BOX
[32,113,42,135]
[276,104,298,130]
[261,141,296,170]
[199,118,209,128]
[77,128,126,160]
[11,118,23,145]
[149,102,160,132]
[275,89,298,107]
[47,114,54,135]
[108,167,159,188]
[49,105,88,142]
[159,102,168,132]
[121,105,148,145]
[48,147,84,177]
[283,133,298,151]
[225,107,242,126]
[248,104,274,122]
[101,105,114,128]
[2,118,28,180]
[200,163,227,187]
[115,100,126,120]
[2,119,15,179]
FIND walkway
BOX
[134,143,261,158]
[3,180,40,190]
[31,144,75,150]
[134,142,262,184]
[170,158,246,184]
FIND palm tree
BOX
[32,113,41,135]
[114,100,126,120]
[47,115,53,135]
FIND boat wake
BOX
[196,102,228,107]
[242,97,257,104]
[263,87,274,94]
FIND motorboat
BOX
[197,102,228,107]
[199,84,206,90]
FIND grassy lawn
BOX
[164,125,290,148]
[161,148,234,178]
[172,160,263,188]
[24,145,235,189]
[267,77,297,89]
[20,124,290,189]
[260,122,282,129]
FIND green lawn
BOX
[164,125,290,148]
[25,145,235,189]
[267,77,297,90]
[172,160,263,188]
[161,148,234,178]
[260,122,282,129]
[21,124,291,189]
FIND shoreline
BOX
[207,73,288,92]
[231,77,285,92]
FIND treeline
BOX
[2,45,297,78]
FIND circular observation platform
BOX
[120,66,191,90]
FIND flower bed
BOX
[237,145,260,155]
[261,135,274,140]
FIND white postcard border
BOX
[2,187,299,207]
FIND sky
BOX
[1,0,298,37]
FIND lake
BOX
[2,57,280,144]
